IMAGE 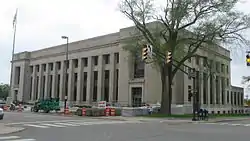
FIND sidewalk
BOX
[0,124,25,135]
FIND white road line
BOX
[0,136,20,140]
[23,124,49,128]
[244,124,250,126]
[219,123,230,125]
[54,122,80,126]
[7,139,36,141]
[230,124,242,126]
[7,119,95,125]
[41,123,66,127]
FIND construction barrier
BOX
[3,105,8,111]
[82,108,86,116]
[105,108,110,116]
[64,106,69,114]
[110,108,115,116]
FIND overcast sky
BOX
[0,0,250,95]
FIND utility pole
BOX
[61,36,69,114]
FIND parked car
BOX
[0,108,4,120]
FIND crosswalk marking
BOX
[55,122,80,126]
[0,136,36,141]
[24,124,49,128]
[41,123,66,127]
[0,136,20,140]
[7,139,36,141]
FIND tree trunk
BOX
[160,64,171,114]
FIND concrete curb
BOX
[207,118,250,123]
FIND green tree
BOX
[119,0,250,114]
[0,83,10,100]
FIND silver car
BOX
[0,108,4,120]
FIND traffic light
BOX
[142,45,148,61]
[246,54,250,66]
[166,51,172,64]
[188,85,192,101]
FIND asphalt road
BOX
[1,119,250,141]
[0,111,83,124]
[2,112,250,141]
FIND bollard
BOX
[18,104,22,112]
[82,108,86,116]
[110,108,115,116]
[105,108,110,116]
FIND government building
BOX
[10,22,244,114]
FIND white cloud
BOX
[0,0,250,94]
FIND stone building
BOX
[10,23,244,113]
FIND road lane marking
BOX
[244,124,250,126]
[41,123,66,127]
[23,124,49,128]
[219,123,229,125]
[7,139,36,141]
[7,119,98,125]
[230,124,242,126]
[54,122,80,126]
[0,136,20,140]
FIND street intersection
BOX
[1,112,250,141]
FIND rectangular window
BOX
[83,72,87,101]
[115,53,119,63]
[73,59,78,68]
[103,54,110,64]
[93,56,98,66]
[83,58,88,67]
[93,71,98,101]
[57,62,61,70]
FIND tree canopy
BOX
[0,83,9,100]
[119,0,250,114]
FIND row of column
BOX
[30,54,117,103]
[195,72,243,106]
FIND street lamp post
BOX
[61,36,69,114]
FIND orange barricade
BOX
[64,106,69,114]
[82,108,86,116]
[3,105,8,111]
[110,108,115,116]
[105,108,110,116]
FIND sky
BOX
[0,0,250,95]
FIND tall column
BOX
[86,57,92,104]
[207,73,210,106]
[200,73,204,106]
[109,53,115,102]
[31,68,36,101]
[67,60,74,102]
[77,58,83,104]
[97,55,103,101]
[51,62,57,98]
[59,61,65,101]
[37,65,43,99]
[44,64,49,99]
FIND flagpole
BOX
[9,9,18,100]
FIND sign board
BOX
[98,101,107,108]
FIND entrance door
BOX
[131,87,142,107]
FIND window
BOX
[104,70,110,102]
[103,54,110,64]
[83,58,88,67]
[188,57,191,63]
[65,60,69,69]
[93,56,98,66]
[221,64,224,73]
[57,62,61,70]
[43,64,46,71]
[83,72,87,101]
[216,62,220,73]
[134,54,145,78]
[36,65,40,72]
[226,65,229,74]
[203,57,207,67]
[115,53,119,63]
[188,68,192,79]
[49,63,53,71]
[93,71,98,101]
[227,91,229,103]
[73,59,78,68]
